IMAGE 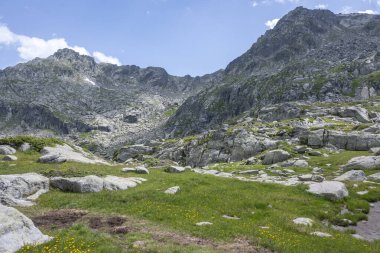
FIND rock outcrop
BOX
[307,181,349,200]
[50,175,146,193]
[0,173,49,206]
[0,204,51,252]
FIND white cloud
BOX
[378,0,380,6]
[0,24,121,65]
[93,51,121,66]
[265,18,280,29]
[341,6,353,14]
[251,1,259,7]
[315,4,328,9]
[358,9,377,14]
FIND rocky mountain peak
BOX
[50,48,96,71]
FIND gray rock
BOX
[39,144,107,164]
[282,159,309,167]
[135,166,150,174]
[245,157,258,165]
[301,129,380,151]
[298,174,313,181]
[338,106,372,123]
[0,173,49,206]
[293,217,313,226]
[239,170,260,175]
[0,204,51,252]
[367,172,380,181]
[294,145,308,154]
[307,181,349,200]
[164,186,180,194]
[356,190,368,195]
[334,170,367,181]
[370,147,380,155]
[0,145,16,155]
[165,166,186,173]
[38,154,67,163]
[116,145,154,162]
[195,221,213,226]
[19,143,31,152]
[311,175,325,182]
[262,150,291,165]
[310,232,332,237]
[121,167,138,173]
[51,175,104,193]
[2,155,17,161]
[103,176,146,190]
[122,166,149,174]
[342,156,380,171]
[222,215,240,220]
[308,151,322,156]
[312,167,324,174]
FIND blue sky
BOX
[0,0,380,76]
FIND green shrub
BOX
[0,135,63,152]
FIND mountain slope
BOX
[0,49,223,155]
[165,7,380,136]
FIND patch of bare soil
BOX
[32,209,88,229]
[32,209,275,253]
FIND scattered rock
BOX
[222,215,240,220]
[356,190,368,195]
[338,106,371,123]
[164,186,180,195]
[135,166,150,174]
[282,159,309,167]
[51,175,104,193]
[115,145,154,162]
[334,170,367,181]
[308,151,322,156]
[238,170,260,175]
[196,222,213,226]
[2,155,17,161]
[103,176,146,191]
[293,217,313,226]
[342,156,380,171]
[51,175,146,193]
[352,234,366,240]
[122,166,149,174]
[312,167,324,174]
[310,231,332,237]
[307,181,349,200]
[262,150,291,165]
[38,154,67,163]
[39,144,107,164]
[368,172,380,181]
[0,173,49,206]
[19,143,31,152]
[0,204,51,252]
[0,145,16,155]
[370,147,380,155]
[165,166,186,173]
[294,145,309,154]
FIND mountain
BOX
[0,48,223,156]
[165,7,380,136]
[3,7,380,155]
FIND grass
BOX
[0,135,63,152]
[1,151,379,253]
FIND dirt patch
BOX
[33,209,275,253]
[33,209,129,234]
[32,209,88,229]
